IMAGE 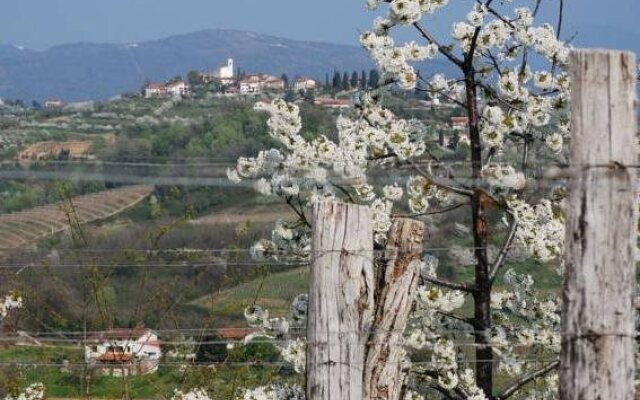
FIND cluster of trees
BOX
[325,69,380,92]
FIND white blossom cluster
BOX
[241,384,304,400]
[279,338,306,373]
[228,96,432,244]
[507,196,564,262]
[228,0,573,396]
[3,384,45,400]
[489,269,561,379]
[482,163,526,191]
[171,388,212,400]
[0,292,23,319]
[406,175,451,215]
[241,295,308,376]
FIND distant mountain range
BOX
[0,30,379,102]
[0,26,637,102]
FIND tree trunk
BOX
[364,218,425,400]
[306,201,375,400]
[560,49,637,400]
[465,71,493,398]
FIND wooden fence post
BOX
[364,218,425,400]
[560,49,638,399]
[306,201,375,400]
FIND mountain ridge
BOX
[0,29,379,102]
[0,26,637,102]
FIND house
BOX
[261,75,286,91]
[314,97,352,109]
[165,80,189,99]
[44,99,64,109]
[293,77,317,92]
[85,327,161,376]
[144,83,166,98]
[450,116,469,131]
[239,74,263,95]
[144,81,190,99]
[237,74,286,95]
[223,86,240,96]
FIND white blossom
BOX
[3,384,45,400]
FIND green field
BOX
[191,267,309,320]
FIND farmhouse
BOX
[293,77,317,92]
[144,83,166,98]
[450,116,469,131]
[238,74,286,95]
[165,80,189,99]
[85,327,161,376]
[144,80,190,99]
[44,99,64,109]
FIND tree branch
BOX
[406,159,474,197]
[437,310,476,327]
[332,183,356,203]
[412,22,464,69]
[424,276,474,293]
[394,202,469,218]
[285,196,311,228]
[489,220,518,282]
[496,360,560,400]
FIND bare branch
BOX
[332,183,356,203]
[496,361,560,400]
[437,310,476,327]
[412,22,464,69]
[489,220,518,282]
[406,159,474,197]
[424,276,474,293]
[395,202,470,218]
[285,196,311,228]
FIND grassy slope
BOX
[191,267,309,321]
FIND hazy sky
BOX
[1,0,639,49]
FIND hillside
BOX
[0,185,153,248]
[0,29,376,102]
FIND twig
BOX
[496,360,560,400]
[412,22,464,69]
[394,202,470,218]
[406,159,474,197]
[424,276,474,293]
[489,221,518,282]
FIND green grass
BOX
[0,346,298,399]
[191,267,309,319]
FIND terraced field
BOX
[0,185,154,249]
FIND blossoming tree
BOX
[227,0,571,398]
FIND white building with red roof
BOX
[85,327,161,376]
[144,83,166,98]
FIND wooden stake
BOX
[560,49,638,400]
[364,218,425,400]
[306,201,375,400]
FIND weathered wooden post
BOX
[364,218,425,400]
[306,201,375,400]
[560,49,638,399]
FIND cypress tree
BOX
[360,70,367,89]
[350,71,359,89]
[342,72,350,90]
[368,69,380,88]
[332,71,342,89]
